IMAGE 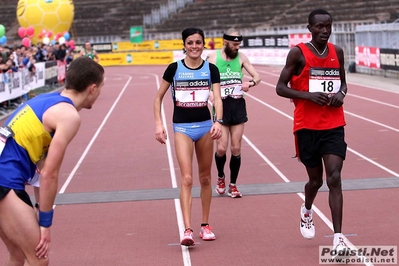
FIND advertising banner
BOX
[130,26,143,43]
[355,46,381,69]
[379,48,399,71]
[289,33,312,48]
[75,43,113,54]
[242,35,289,48]
[98,51,174,66]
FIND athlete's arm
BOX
[36,102,81,258]
[154,63,175,144]
[209,63,222,139]
[209,63,222,118]
[240,53,261,88]
[154,79,170,144]
[94,50,100,63]
[276,47,303,98]
[40,103,81,212]
[206,52,217,104]
[276,47,329,105]
[329,45,347,107]
[210,80,223,140]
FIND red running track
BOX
[0,65,398,265]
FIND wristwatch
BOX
[216,119,224,124]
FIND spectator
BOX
[52,42,66,61]
[0,46,10,62]
[1,59,17,73]
[10,45,19,67]
[45,46,56,61]
[34,42,46,62]
[208,37,215,50]
[22,49,36,74]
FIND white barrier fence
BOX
[172,48,290,65]
[0,62,46,103]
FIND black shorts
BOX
[295,126,347,168]
[220,97,248,126]
[0,185,33,207]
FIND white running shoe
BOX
[300,203,315,239]
[199,225,216,241]
[332,236,350,261]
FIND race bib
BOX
[309,68,341,94]
[221,84,243,98]
[0,126,15,156]
[220,78,243,99]
[175,89,209,107]
[174,79,210,108]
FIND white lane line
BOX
[59,75,133,194]
[344,111,399,132]
[151,74,192,266]
[348,94,399,109]
[348,147,399,177]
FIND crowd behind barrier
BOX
[0,60,66,117]
[0,40,72,116]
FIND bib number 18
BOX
[321,81,335,92]
[309,79,341,93]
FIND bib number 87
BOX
[224,87,234,96]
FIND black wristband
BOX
[250,80,256,87]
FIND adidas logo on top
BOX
[234,37,238,41]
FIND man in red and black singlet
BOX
[276,9,350,258]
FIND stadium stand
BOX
[72,0,169,38]
[145,0,399,34]
[2,0,19,37]
[145,0,299,33]
[270,0,399,27]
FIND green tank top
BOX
[84,49,95,59]
[216,50,244,99]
